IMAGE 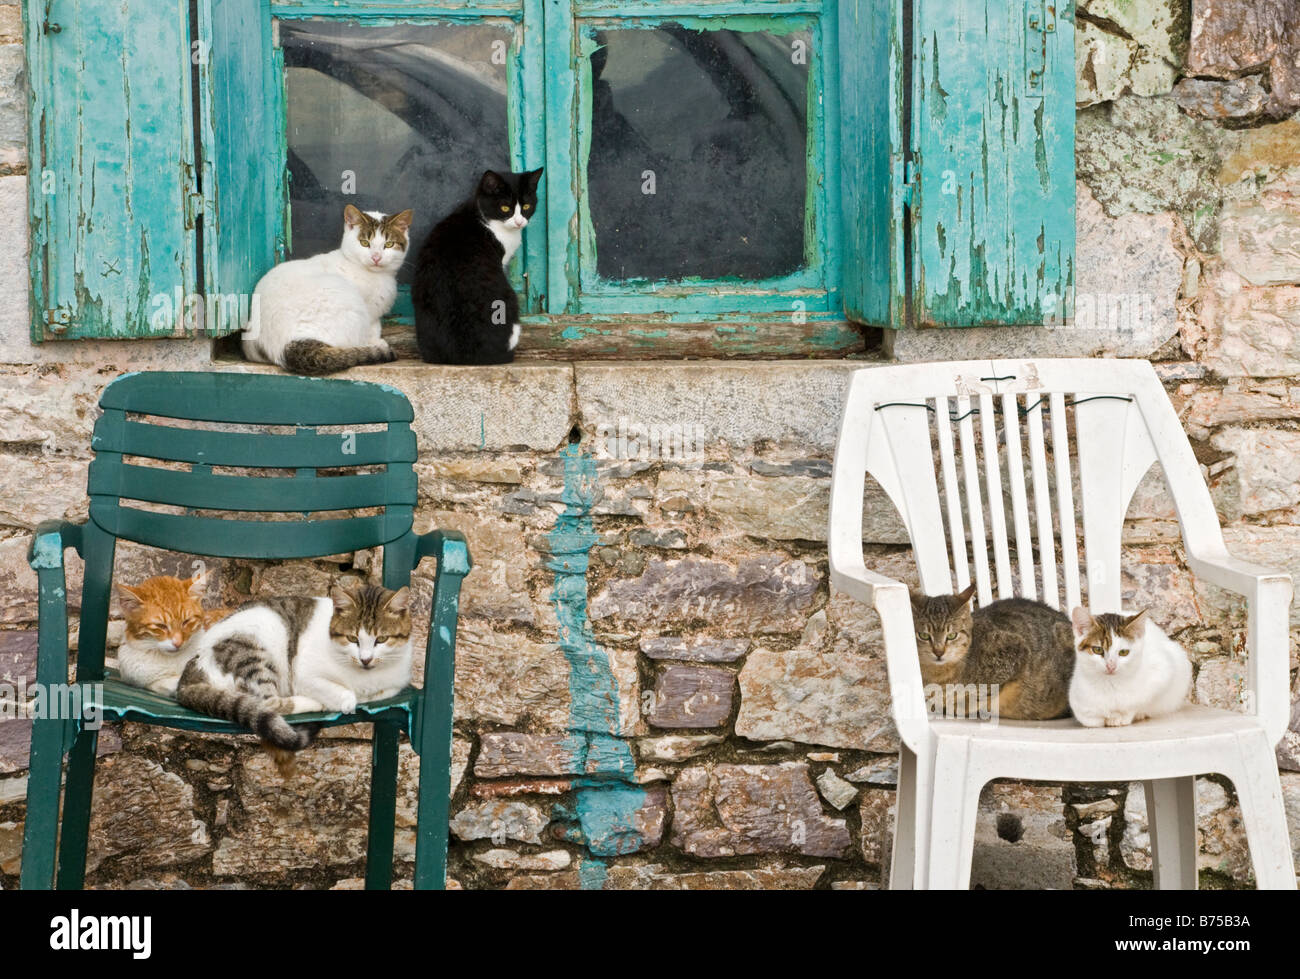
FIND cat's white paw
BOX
[508,323,521,351]
[336,692,358,714]
[148,679,180,697]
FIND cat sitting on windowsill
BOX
[240,205,414,375]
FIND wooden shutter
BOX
[26,0,198,340]
[838,0,906,329]
[910,0,1075,327]
[196,0,283,337]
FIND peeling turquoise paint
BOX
[30,534,64,570]
[577,855,609,891]
[913,0,1075,327]
[547,444,644,878]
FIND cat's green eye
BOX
[358,236,370,246]
[917,632,930,640]
[385,239,398,248]
[1090,645,1105,655]
[946,633,957,641]
[1118,649,1130,657]
[345,635,358,645]
[522,203,532,211]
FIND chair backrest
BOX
[829,359,1226,717]
[74,371,419,679]
[88,371,418,558]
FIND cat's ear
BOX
[330,583,358,612]
[1121,608,1149,638]
[522,167,544,192]
[386,209,414,233]
[187,569,208,599]
[479,170,507,195]
[115,583,143,614]
[385,586,411,614]
[343,204,365,229]
[1070,606,1094,637]
[908,589,926,611]
[951,583,977,609]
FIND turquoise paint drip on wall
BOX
[547,443,645,883]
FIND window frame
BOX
[25,0,1077,354]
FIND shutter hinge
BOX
[44,306,71,333]
[184,192,204,229]
[1026,5,1054,96]
[902,160,916,208]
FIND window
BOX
[25,0,1076,354]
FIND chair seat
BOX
[929,703,1262,746]
[85,674,417,737]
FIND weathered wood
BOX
[27,0,197,341]
[198,0,282,336]
[838,0,904,328]
[911,0,1076,327]
[383,317,868,360]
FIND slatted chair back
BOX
[829,359,1240,745]
[76,371,420,681]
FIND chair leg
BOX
[1230,733,1298,890]
[1143,777,1197,890]
[18,717,67,890]
[364,721,400,891]
[55,726,100,890]
[889,744,920,890]
[926,738,979,890]
[413,703,453,891]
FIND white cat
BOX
[241,205,413,375]
[1068,608,1191,727]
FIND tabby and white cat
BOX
[241,205,413,375]
[412,168,543,365]
[910,586,1076,720]
[177,582,412,751]
[1069,608,1191,727]
[115,573,226,696]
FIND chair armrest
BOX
[413,529,472,576]
[830,557,932,753]
[26,521,85,690]
[28,520,83,567]
[1186,552,1291,597]
[1186,550,1293,745]
[829,557,908,607]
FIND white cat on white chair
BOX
[1068,608,1192,727]
[241,204,413,375]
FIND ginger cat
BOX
[115,572,227,697]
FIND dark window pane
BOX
[281,20,511,285]
[587,26,810,283]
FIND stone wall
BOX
[2,0,1299,890]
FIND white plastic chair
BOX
[828,359,1295,890]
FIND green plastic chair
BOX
[21,371,471,890]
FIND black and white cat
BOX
[412,168,543,365]
[242,205,413,375]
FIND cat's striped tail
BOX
[281,339,396,376]
[177,669,312,751]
